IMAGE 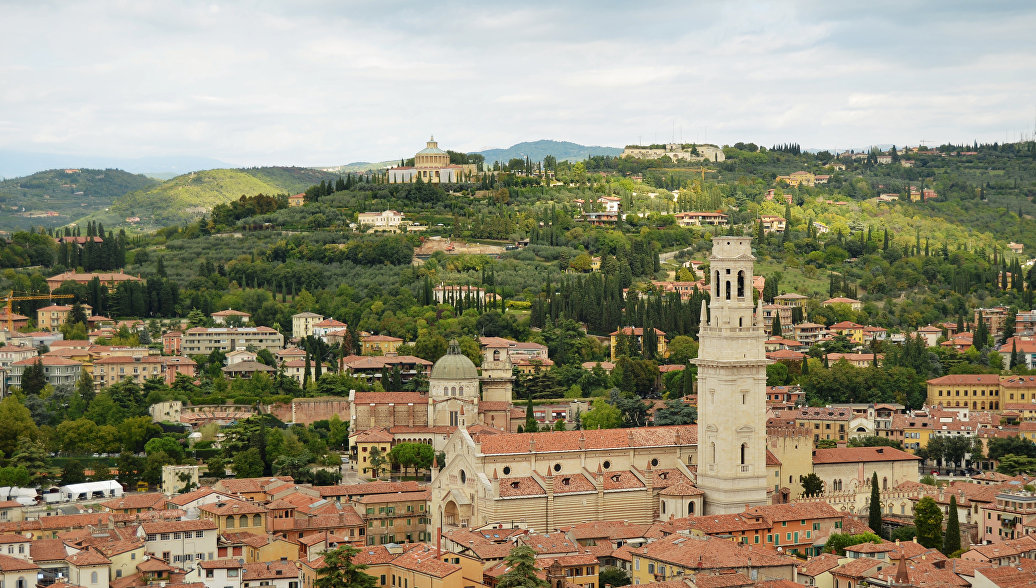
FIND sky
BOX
[2,0,1035,172]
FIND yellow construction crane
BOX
[3,291,75,332]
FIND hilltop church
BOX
[387,137,477,183]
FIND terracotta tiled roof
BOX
[391,545,461,578]
[351,391,428,404]
[316,481,424,497]
[563,520,652,541]
[694,572,753,588]
[658,481,704,496]
[477,424,696,455]
[797,552,842,576]
[101,492,167,511]
[831,557,887,578]
[31,538,71,562]
[634,534,795,569]
[198,498,266,515]
[213,476,292,494]
[744,501,841,522]
[0,552,40,571]
[220,532,271,549]
[66,548,112,567]
[167,487,228,506]
[140,519,217,534]
[353,427,394,443]
[553,473,597,494]
[498,477,545,497]
[136,557,176,572]
[522,532,580,555]
[926,374,1000,386]
[198,559,243,569]
[812,447,920,464]
[242,561,298,581]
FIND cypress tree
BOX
[943,495,960,555]
[974,317,989,351]
[771,312,783,337]
[868,472,882,535]
[525,396,537,433]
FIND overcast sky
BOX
[2,0,1035,169]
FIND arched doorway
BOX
[443,500,459,526]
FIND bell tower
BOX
[693,236,769,514]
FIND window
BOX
[253,514,262,526]
[228,570,239,578]
[91,572,98,584]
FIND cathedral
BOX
[427,236,773,530]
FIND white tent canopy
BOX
[58,480,123,502]
[0,487,38,506]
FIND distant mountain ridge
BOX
[0,149,231,179]
[474,140,622,164]
[76,166,341,229]
[0,168,159,232]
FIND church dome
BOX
[417,136,446,156]
[431,339,477,381]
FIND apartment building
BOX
[181,327,284,355]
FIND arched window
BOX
[227,516,235,528]
[661,501,666,515]
[493,350,500,361]
[253,514,262,527]
[18,578,25,588]
[737,271,745,298]
[710,442,716,464]
[740,443,747,465]
[239,515,247,527]
[725,280,731,300]
[715,271,720,297]
[459,386,464,395]
[451,386,456,396]
[883,477,888,490]
[688,501,695,514]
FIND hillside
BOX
[0,168,159,231]
[474,140,622,164]
[78,166,341,229]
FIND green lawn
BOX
[755,259,832,298]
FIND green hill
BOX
[475,140,622,164]
[0,168,159,231]
[80,166,341,229]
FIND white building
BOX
[693,236,769,514]
[187,559,243,588]
[138,519,218,568]
[181,327,284,355]
[356,210,404,231]
[597,196,621,213]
